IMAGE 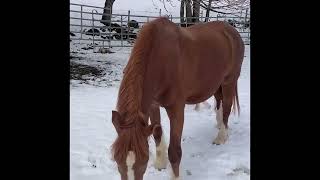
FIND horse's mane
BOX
[111,17,168,163]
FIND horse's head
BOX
[111,110,160,180]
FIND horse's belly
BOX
[184,59,225,104]
[185,83,220,104]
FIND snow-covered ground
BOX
[70,40,250,179]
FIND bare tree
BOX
[161,0,249,16]
[205,0,213,22]
[159,0,196,26]
[101,0,115,26]
[179,0,200,26]
[160,0,250,26]
[180,0,185,24]
[185,0,193,24]
[193,0,200,23]
[200,0,250,15]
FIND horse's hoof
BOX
[212,142,221,145]
[154,158,168,170]
[213,134,228,145]
[212,140,226,145]
[156,167,166,171]
[155,166,167,171]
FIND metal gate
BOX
[70,3,250,49]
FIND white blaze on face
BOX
[126,151,136,180]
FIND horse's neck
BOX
[140,89,153,119]
[139,56,162,118]
[118,86,153,124]
[119,56,155,121]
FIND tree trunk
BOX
[101,0,115,26]
[205,0,213,22]
[192,0,200,23]
[185,0,193,25]
[180,0,185,26]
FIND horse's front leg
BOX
[165,103,185,180]
[149,104,168,170]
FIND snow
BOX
[70,43,250,180]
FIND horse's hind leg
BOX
[213,82,236,145]
[150,104,168,170]
[214,86,223,129]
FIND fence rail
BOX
[70,3,250,50]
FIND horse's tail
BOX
[232,82,240,116]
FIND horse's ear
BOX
[145,124,161,137]
[112,111,122,135]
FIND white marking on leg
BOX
[169,163,181,180]
[126,151,135,180]
[213,123,229,144]
[154,134,168,170]
[215,102,223,129]
[171,174,181,180]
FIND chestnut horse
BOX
[111,17,244,180]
